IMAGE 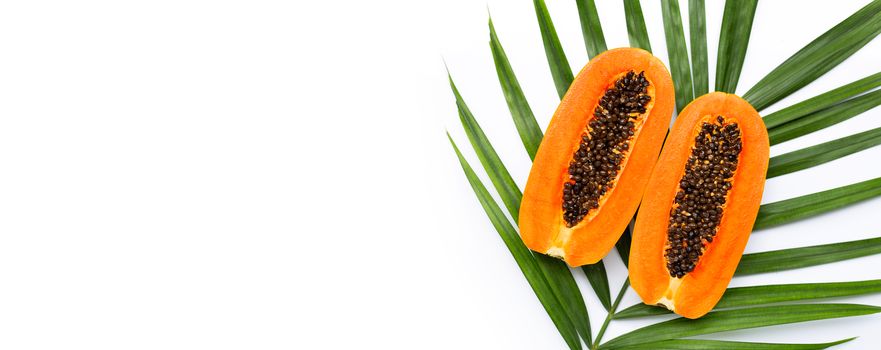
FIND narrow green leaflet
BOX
[768,89,881,145]
[583,261,612,310]
[719,280,881,309]
[754,176,881,230]
[535,253,594,345]
[617,280,881,319]
[448,74,522,221]
[714,0,758,93]
[688,0,708,97]
[737,236,881,275]
[489,24,611,342]
[494,15,610,340]
[610,338,854,350]
[491,14,610,329]
[762,72,881,129]
[600,304,881,349]
[448,74,592,344]
[616,223,633,266]
[623,0,651,52]
[488,17,543,160]
[744,0,881,111]
[534,0,574,99]
[660,0,694,112]
[448,135,581,350]
[576,0,607,58]
[768,126,881,178]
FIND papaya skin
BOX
[519,48,675,267]
[629,92,769,319]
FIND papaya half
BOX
[629,92,769,319]
[520,48,675,267]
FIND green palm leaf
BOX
[754,176,881,230]
[718,280,881,310]
[535,253,594,345]
[449,73,594,345]
[660,0,694,112]
[768,126,881,178]
[534,0,574,99]
[688,0,708,97]
[492,16,616,336]
[762,72,881,129]
[616,225,633,267]
[609,338,855,350]
[714,0,758,93]
[489,16,543,160]
[448,73,522,221]
[448,2,881,348]
[737,236,881,275]
[533,1,621,322]
[448,135,582,350]
[601,304,881,349]
[617,280,881,319]
[576,0,607,58]
[494,13,615,334]
[743,0,881,111]
[583,261,612,310]
[623,0,651,52]
[768,89,881,146]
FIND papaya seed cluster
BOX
[665,116,742,278]
[562,71,651,227]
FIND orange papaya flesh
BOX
[629,92,769,319]
[520,48,675,267]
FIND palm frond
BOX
[768,89,881,146]
[688,0,708,97]
[448,73,522,221]
[448,2,881,348]
[744,0,881,111]
[601,304,880,349]
[534,253,595,345]
[617,280,881,319]
[583,261,612,310]
[768,126,881,178]
[714,0,758,93]
[717,281,881,310]
[737,236,881,275]
[763,72,881,129]
[615,225,633,266]
[448,135,582,350]
[660,0,694,112]
[489,16,543,160]
[534,0,574,99]
[622,0,652,52]
[755,176,881,230]
[533,2,618,323]
[606,338,855,350]
[576,0,607,58]
[449,73,595,345]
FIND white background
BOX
[0,0,880,349]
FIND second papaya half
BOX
[520,48,674,267]
[630,92,769,319]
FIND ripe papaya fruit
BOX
[520,48,675,267]
[629,92,769,319]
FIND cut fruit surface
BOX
[629,92,769,319]
[520,48,675,267]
